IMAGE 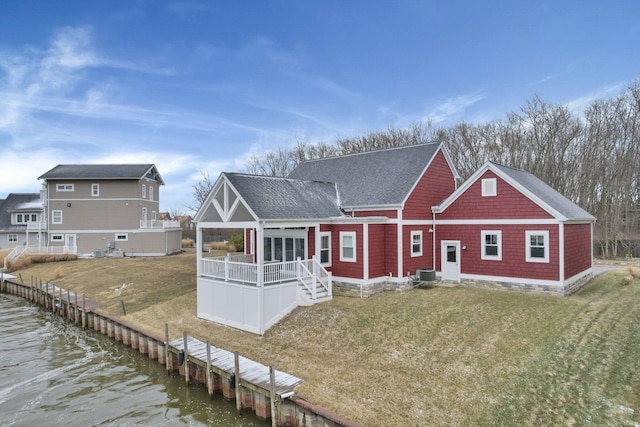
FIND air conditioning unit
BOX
[417,269,436,282]
[94,250,105,258]
[112,250,124,258]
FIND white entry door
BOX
[441,241,461,282]
[65,234,77,254]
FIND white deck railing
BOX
[139,219,181,229]
[199,255,331,298]
[26,221,47,230]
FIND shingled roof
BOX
[491,162,595,221]
[288,143,445,208]
[38,164,164,185]
[224,173,344,220]
[0,193,43,231]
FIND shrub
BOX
[5,254,78,273]
[181,238,194,248]
[209,241,229,251]
[228,229,244,252]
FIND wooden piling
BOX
[82,294,86,328]
[270,364,277,427]
[206,341,213,396]
[235,351,241,412]
[183,332,189,384]
[164,324,170,372]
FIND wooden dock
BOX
[170,335,303,396]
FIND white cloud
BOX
[426,94,485,124]
[565,82,628,114]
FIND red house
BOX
[432,161,595,295]
[194,143,595,334]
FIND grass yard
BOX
[5,251,640,426]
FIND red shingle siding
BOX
[385,224,398,277]
[404,150,456,220]
[403,225,434,274]
[324,224,364,279]
[564,223,592,279]
[439,171,554,220]
[368,224,387,278]
[436,224,560,281]
[307,227,316,258]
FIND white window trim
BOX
[142,184,146,198]
[8,234,18,243]
[56,184,74,192]
[149,186,154,201]
[52,210,63,224]
[51,234,63,242]
[339,231,356,263]
[115,233,128,241]
[526,230,549,263]
[410,230,423,257]
[91,183,100,197]
[482,178,497,197]
[319,231,332,267]
[481,230,502,261]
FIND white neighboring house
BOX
[0,193,45,252]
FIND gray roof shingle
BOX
[492,162,595,221]
[38,164,163,184]
[288,143,442,208]
[224,173,344,220]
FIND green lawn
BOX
[7,252,640,426]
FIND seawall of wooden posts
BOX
[0,274,362,427]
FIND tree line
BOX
[203,83,640,257]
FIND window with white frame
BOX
[52,210,63,224]
[56,184,74,192]
[526,230,549,263]
[482,178,497,196]
[51,234,63,242]
[152,211,157,220]
[30,214,37,222]
[8,234,17,243]
[115,233,128,241]
[15,213,24,223]
[91,183,100,197]
[142,184,146,198]
[319,232,331,265]
[411,230,423,257]
[340,231,356,262]
[149,186,154,201]
[481,230,502,260]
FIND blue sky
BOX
[1,1,638,212]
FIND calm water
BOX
[0,293,267,426]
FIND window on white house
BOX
[481,230,502,260]
[340,231,356,262]
[56,184,74,192]
[263,237,273,261]
[8,234,17,242]
[142,184,146,198]
[115,233,128,241]
[16,214,24,223]
[52,210,63,224]
[152,211,157,220]
[51,234,63,242]
[411,230,423,257]
[526,230,549,263]
[482,178,497,197]
[319,232,331,265]
[30,214,37,222]
[92,183,100,196]
[149,186,154,201]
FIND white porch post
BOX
[196,225,203,277]
[256,223,264,334]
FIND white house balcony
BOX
[26,221,47,230]
[139,219,181,229]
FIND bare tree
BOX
[189,170,215,212]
